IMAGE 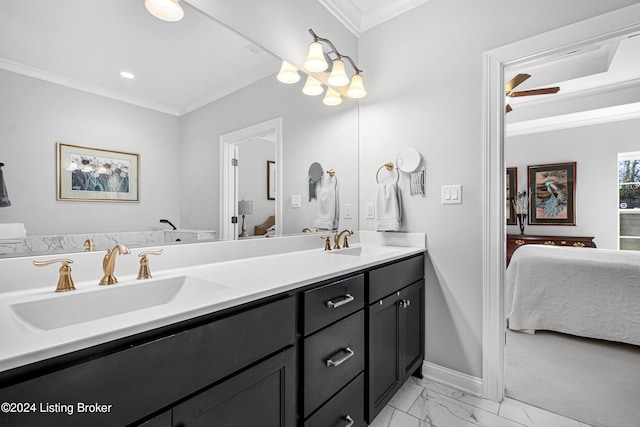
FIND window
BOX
[618,152,640,250]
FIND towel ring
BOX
[325,170,338,188]
[376,162,399,184]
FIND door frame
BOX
[219,117,283,240]
[481,3,640,402]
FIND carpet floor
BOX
[505,329,640,427]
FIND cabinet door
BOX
[367,291,401,422]
[173,347,296,427]
[400,280,424,379]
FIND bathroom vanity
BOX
[0,233,425,426]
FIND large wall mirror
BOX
[0,0,359,255]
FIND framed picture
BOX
[57,142,139,202]
[506,168,517,225]
[267,160,276,200]
[528,162,576,225]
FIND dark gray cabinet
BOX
[0,253,425,427]
[173,347,296,427]
[366,256,425,424]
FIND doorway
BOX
[482,4,640,402]
[219,118,282,240]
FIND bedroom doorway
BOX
[618,151,640,250]
[482,3,640,403]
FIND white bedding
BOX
[506,245,640,346]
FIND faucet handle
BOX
[137,250,164,280]
[84,239,96,252]
[343,232,352,248]
[33,259,76,293]
[320,236,332,251]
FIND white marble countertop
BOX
[0,231,426,374]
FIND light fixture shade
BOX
[144,0,184,22]
[304,42,329,72]
[277,61,301,84]
[238,200,255,215]
[302,75,324,96]
[346,74,367,98]
[323,88,343,106]
[328,59,350,87]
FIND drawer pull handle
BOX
[544,241,556,245]
[515,239,525,245]
[573,242,586,247]
[400,299,411,309]
[326,347,355,367]
[344,415,355,427]
[326,293,355,309]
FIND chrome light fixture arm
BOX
[308,29,363,75]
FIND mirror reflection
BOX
[0,0,359,256]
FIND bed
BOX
[505,245,640,427]
[506,244,640,346]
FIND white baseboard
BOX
[422,361,483,397]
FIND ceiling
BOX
[316,0,432,36]
[505,32,640,135]
[0,0,280,116]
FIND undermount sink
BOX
[329,246,400,257]
[10,276,227,332]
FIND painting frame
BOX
[57,142,139,202]
[506,167,517,225]
[267,160,276,200]
[527,162,576,225]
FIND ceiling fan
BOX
[505,73,560,112]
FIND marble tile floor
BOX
[369,377,593,427]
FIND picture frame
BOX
[527,162,576,225]
[267,160,276,200]
[506,167,517,225]
[57,142,139,202]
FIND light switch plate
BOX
[290,194,301,208]
[441,185,462,204]
[344,203,352,218]
[366,203,375,219]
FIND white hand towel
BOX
[0,223,26,240]
[375,183,402,231]
[313,176,339,230]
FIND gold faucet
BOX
[302,227,314,233]
[84,239,96,252]
[137,250,164,280]
[320,235,332,251]
[99,244,130,285]
[33,259,76,292]
[334,230,353,250]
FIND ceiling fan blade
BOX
[506,104,512,113]
[509,87,560,97]
[505,73,531,94]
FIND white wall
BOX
[357,0,640,378]
[506,119,640,249]
[238,139,275,236]
[0,70,181,235]
[179,74,358,235]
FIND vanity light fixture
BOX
[144,0,184,22]
[323,87,342,106]
[277,61,301,84]
[302,75,324,96]
[304,29,366,97]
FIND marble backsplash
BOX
[0,229,216,256]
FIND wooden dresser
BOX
[507,234,596,266]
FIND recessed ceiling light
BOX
[120,71,135,79]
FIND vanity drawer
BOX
[304,310,365,417]
[368,254,424,304]
[305,373,365,427]
[304,274,364,335]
